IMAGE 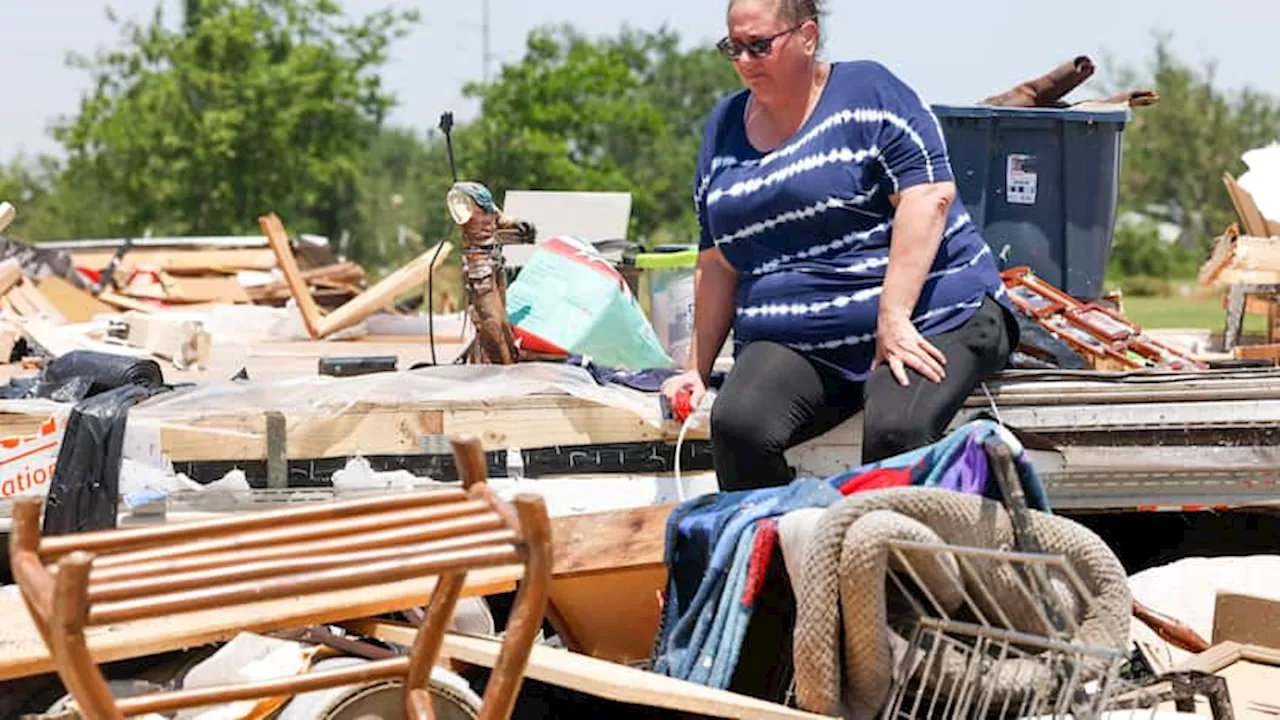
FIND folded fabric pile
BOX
[649,420,1052,692]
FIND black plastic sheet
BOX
[44,350,163,396]
[37,351,169,536]
[40,384,163,536]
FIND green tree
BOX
[52,0,418,245]
[457,25,741,245]
[1108,34,1280,255]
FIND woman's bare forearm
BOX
[880,182,955,325]
[690,249,739,381]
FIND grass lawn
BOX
[1121,294,1267,333]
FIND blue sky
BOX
[4,1,1279,162]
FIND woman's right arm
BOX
[690,247,738,382]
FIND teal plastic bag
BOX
[507,236,674,370]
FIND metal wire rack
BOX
[875,538,1231,719]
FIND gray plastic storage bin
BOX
[932,104,1131,299]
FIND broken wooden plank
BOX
[1234,343,1280,363]
[346,624,835,720]
[70,248,280,275]
[0,202,14,234]
[36,276,116,323]
[261,213,327,338]
[97,290,157,314]
[1224,173,1274,239]
[0,565,521,682]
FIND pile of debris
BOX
[1003,266,1206,371]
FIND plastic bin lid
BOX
[634,245,698,269]
[931,103,1131,124]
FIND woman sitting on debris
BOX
[660,0,1018,491]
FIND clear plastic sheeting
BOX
[123,362,673,468]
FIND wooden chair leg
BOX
[477,494,551,720]
[403,571,467,719]
[50,552,125,720]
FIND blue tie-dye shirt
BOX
[694,60,1008,381]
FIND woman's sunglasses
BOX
[716,21,809,61]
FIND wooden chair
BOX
[8,435,550,720]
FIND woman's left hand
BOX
[873,312,947,387]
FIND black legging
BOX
[709,295,1016,492]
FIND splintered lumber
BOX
[260,213,452,339]
[247,262,366,304]
[0,564,521,682]
[1200,224,1280,286]
[344,624,835,720]
[0,202,14,233]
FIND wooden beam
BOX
[0,564,521,682]
[261,213,327,338]
[122,311,212,370]
[550,504,672,576]
[346,624,836,720]
[145,395,696,463]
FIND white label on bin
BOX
[1006,154,1038,205]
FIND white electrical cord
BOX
[980,380,1024,455]
[672,391,712,502]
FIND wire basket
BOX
[877,539,1139,719]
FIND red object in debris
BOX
[671,388,693,423]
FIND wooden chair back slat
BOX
[90,516,514,584]
[38,490,467,560]
[92,499,489,569]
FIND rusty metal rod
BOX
[39,490,466,560]
[89,516,513,584]
[91,500,489,569]
[89,544,519,626]
[115,655,411,717]
[89,525,510,602]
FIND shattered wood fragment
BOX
[260,213,451,339]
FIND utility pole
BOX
[482,0,492,84]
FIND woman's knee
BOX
[710,389,786,454]
[862,412,936,463]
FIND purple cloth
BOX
[936,433,989,496]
